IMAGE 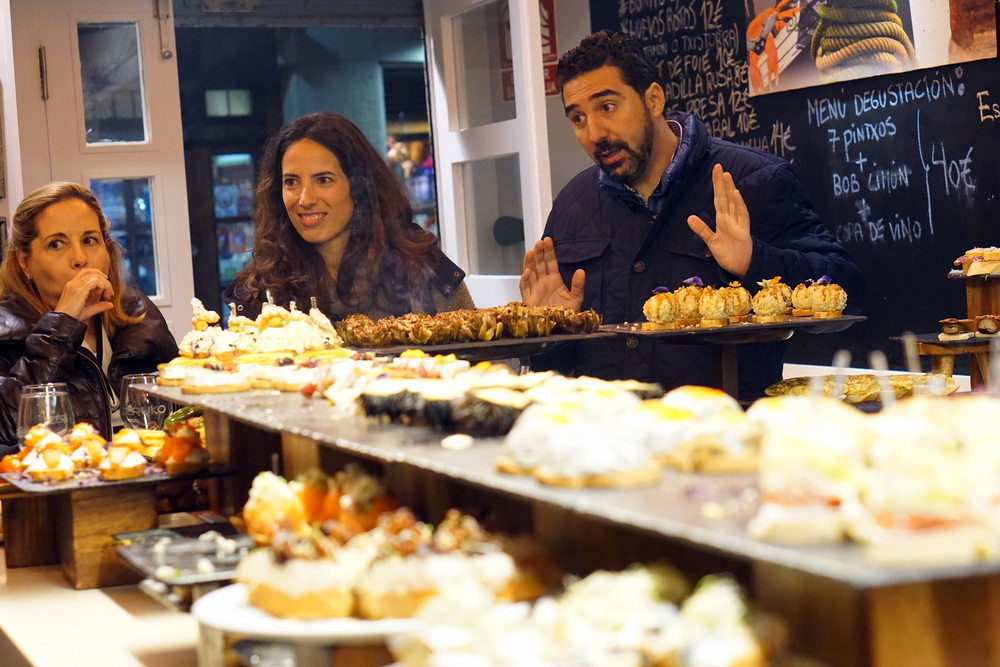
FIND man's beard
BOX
[592,108,655,186]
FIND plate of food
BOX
[191,583,418,645]
[764,373,958,403]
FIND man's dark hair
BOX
[556,31,660,98]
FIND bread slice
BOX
[356,587,437,620]
[533,459,661,489]
[494,454,534,476]
[748,503,845,545]
[246,581,354,619]
[100,447,146,481]
[861,524,999,568]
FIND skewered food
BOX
[335,303,601,347]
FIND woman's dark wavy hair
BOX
[556,31,660,100]
[236,112,437,316]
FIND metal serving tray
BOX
[115,525,254,587]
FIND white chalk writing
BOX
[619,1,779,156]
[805,69,978,246]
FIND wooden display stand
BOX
[964,276,1000,387]
[1,483,156,589]
[909,276,1000,389]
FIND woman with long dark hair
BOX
[225,113,473,319]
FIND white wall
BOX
[546,0,593,202]
[0,1,31,221]
[282,26,424,154]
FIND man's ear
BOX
[645,82,666,117]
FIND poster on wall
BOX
[747,0,997,96]
[499,0,560,101]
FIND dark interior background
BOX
[591,1,1000,373]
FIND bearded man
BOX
[519,31,864,398]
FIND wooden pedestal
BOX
[964,276,1000,387]
[55,485,157,589]
[3,484,157,589]
[0,490,59,567]
[964,276,1000,320]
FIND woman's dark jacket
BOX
[0,290,178,444]
[224,238,469,321]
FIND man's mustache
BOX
[593,139,631,160]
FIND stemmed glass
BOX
[120,373,171,431]
[17,384,74,446]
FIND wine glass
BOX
[121,373,170,431]
[17,385,74,446]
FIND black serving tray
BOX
[601,314,866,345]
[0,463,234,494]
[347,330,615,361]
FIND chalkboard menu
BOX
[591,1,1000,372]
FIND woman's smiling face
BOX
[281,138,355,251]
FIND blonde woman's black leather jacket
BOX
[0,290,178,444]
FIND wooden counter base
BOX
[2,484,156,589]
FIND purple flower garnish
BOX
[817,275,832,285]
[682,276,704,288]
[652,286,670,294]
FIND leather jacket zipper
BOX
[76,350,116,436]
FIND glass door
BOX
[210,152,256,322]
[6,0,194,338]
[424,0,552,306]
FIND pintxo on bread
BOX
[746,392,1000,567]
[641,275,846,330]
[0,407,208,485]
[498,384,762,483]
[389,566,778,667]
[236,488,559,621]
[952,246,1000,277]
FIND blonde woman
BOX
[0,182,177,446]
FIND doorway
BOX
[174,24,434,317]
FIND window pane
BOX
[227,89,252,116]
[452,1,516,129]
[90,177,158,296]
[211,153,255,218]
[205,90,229,117]
[460,154,523,275]
[78,23,147,144]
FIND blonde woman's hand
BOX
[55,269,115,322]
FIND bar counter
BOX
[0,550,199,666]
[148,385,1000,667]
[5,384,1000,667]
